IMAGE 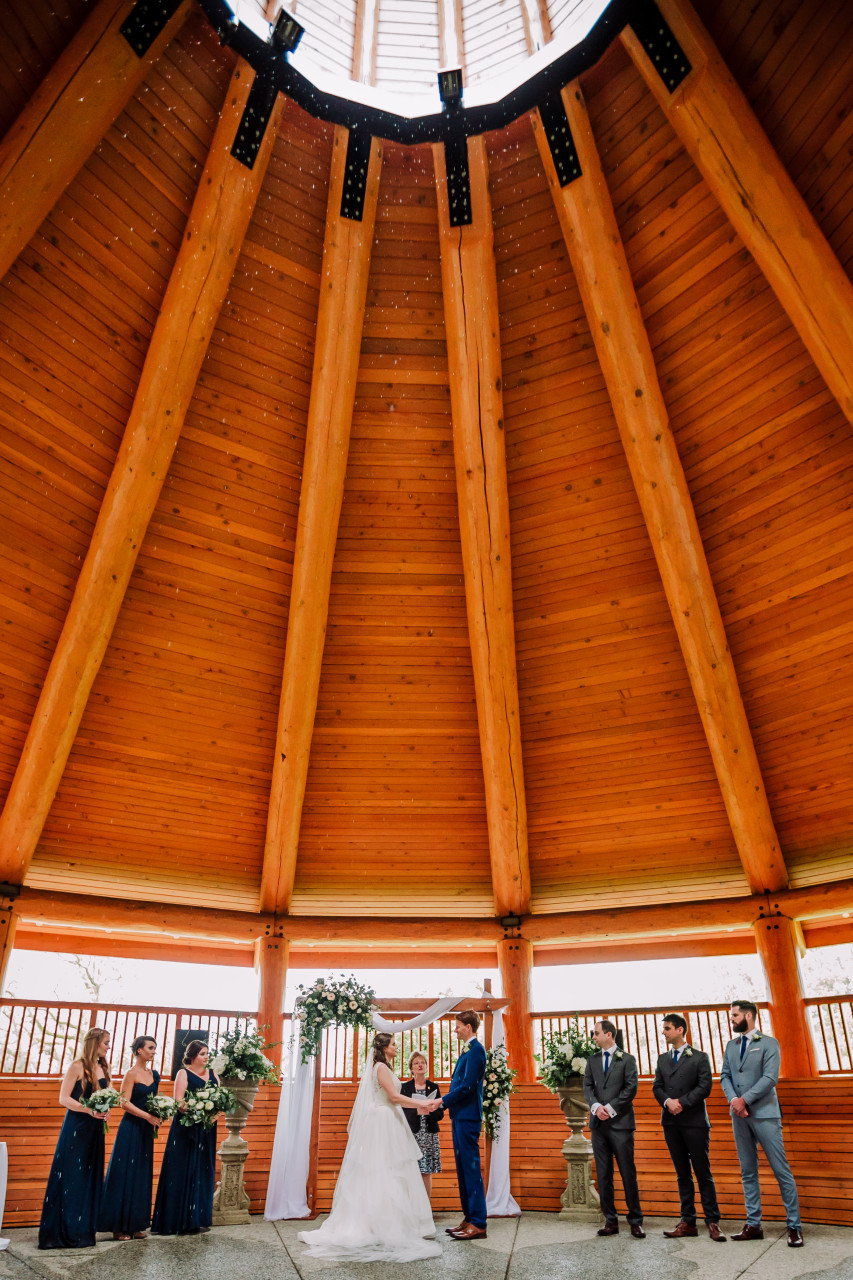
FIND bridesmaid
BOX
[151,1039,220,1235]
[100,1035,162,1239]
[39,1026,112,1249]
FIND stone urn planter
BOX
[212,1078,261,1225]
[555,1080,600,1222]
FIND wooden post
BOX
[753,915,819,1078]
[0,63,285,886]
[256,935,290,1066]
[0,899,16,994]
[259,127,383,916]
[433,135,531,919]
[531,85,786,895]
[305,1051,323,1216]
[621,0,853,427]
[0,0,192,280]
[497,936,536,1083]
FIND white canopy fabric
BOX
[484,1008,521,1217]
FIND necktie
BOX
[603,1051,610,1074]
[672,1048,680,1064]
[739,1035,748,1062]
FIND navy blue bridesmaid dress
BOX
[99,1070,161,1235]
[38,1075,108,1249]
[151,1068,218,1235]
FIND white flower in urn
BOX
[211,1053,228,1075]
[571,1056,587,1074]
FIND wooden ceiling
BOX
[0,0,852,947]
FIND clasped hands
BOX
[417,1099,442,1114]
[729,1096,749,1117]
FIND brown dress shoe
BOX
[787,1228,804,1247]
[630,1224,646,1239]
[446,1221,469,1235]
[453,1223,487,1241]
[597,1222,619,1236]
[732,1223,764,1240]
[663,1221,698,1238]
[707,1222,727,1242]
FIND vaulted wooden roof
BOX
[0,0,852,959]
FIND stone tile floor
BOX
[2,1214,852,1280]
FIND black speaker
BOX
[171,1028,209,1079]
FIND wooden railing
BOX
[319,1016,464,1082]
[806,995,853,1073]
[533,1003,773,1077]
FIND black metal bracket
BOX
[443,134,472,227]
[538,92,582,187]
[340,130,373,222]
[0,883,21,900]
[628,0,692,93]
[231,73,280,169]
[120,0,185,58]
[500,914,523,939]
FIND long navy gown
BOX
[99,1071,160,1235]
[151,1068,218,1235]
[38,1075,108,1249]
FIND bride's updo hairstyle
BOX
[372,1032,394,1066]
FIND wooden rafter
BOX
[0,63,285,886]
[0,0,192,281]
[258,128,383,916]
[433,135,531,919]
[621,0,853,427]
[532,84,786,896]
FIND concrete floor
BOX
[3,1214,852,1280]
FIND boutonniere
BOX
[461,1043,470,1054]
[752,1033,762,1042]
[614,1050,623,1060]
[684,1047,694,1057]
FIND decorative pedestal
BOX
[556,1083,601,1222]
[212,1079,261,1225]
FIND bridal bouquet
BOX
[482,1046,516,1141]
[79,1086,124,1134]
[538,1017,598,1091]
[209,1019,281,1085]
[145,1094,176,1134]
[294,975,376,1063]
[178,1083,237,1128]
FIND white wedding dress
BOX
[297,1061,441,1262]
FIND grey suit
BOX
[583,1049,643,1225]
[720,1032,801,1229]
[653,1047,720,1224]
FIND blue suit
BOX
[442,1038,487,1229]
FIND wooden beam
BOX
[0,895,16,993]
[531,85,785,895]
[533,934,757,966]
[621,0,853,427]
[497,937,536,1083]
[433,135,531,918]
[0,63,285,886]
[15,887,275,943]
[753,916,818,1077]
[12,925,255,967]
[259,128,383,916]
[256,936,289,1066]
[0,0,191,280]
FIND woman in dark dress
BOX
[400,1050,444,1199]
[100,1035,162,1239]
[39,1026,112,1249]
[151,1039,220,1235]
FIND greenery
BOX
[537,1017,597,1092]
[294,975,376,1063]
[145,1093,176,1135]
[210,1019,281,1084]
[482,1045,516,1141]
[78,1085,124,1134]
[179,1083,237,1128]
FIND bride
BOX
[298,1032,442,1262]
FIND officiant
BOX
[401,1051,444,1197]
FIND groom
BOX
[442,1010,488,1241]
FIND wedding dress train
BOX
[297,1062,441,1262]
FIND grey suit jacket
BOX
[583,1049,638,1130]
[720,1033,782,1119]
[652,1048,712,1128]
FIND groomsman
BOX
[652,1013,726,1242]
[720,999,804,1248]
[583,1019,645,1238]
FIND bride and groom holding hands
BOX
[298,1010,487,1262]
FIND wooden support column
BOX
[497,936,536,1083]
[0,897,16,994]
[0,0,191,280]
[259,128,383,916]
[0,65,285,886]
[434,135,531,919]
[256,935,290,1065]
[621,0,853,426]
[753,914,818,1078]
[532,85,786,895]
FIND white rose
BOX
[211,1054,227,1074]
[571,1057,586,1073]
[349,1000,357,1009]
[326,992,335,1001]
[204,1101,214,1111]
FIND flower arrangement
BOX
[537,1017,598,1092]
[79,1086,124,1134]
[145,1094,176,1135]
[294,975,376,1064]
[482,1045,516,1141]
[178,1083,237,1128]
[209,1019,281,1085]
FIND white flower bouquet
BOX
[208,1019,281,1085]
[145,1094,176,1135]
[294,975,376,1063]
[537,1017,598,1091]
[482,1046,517,1141]
[178,1083,237,1128]
[79,1086,124,1134]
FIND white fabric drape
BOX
[485,1009,521,1217]
[0,1141,8,1249]
[265,995,463,1221]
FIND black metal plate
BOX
[340,130,373,222]
[120,0,184,58]
[231,74,279,170]
[443,134,472,228]
[629,0,692,93]
[538,92,582,187]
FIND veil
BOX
[347,1052,380,1137]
